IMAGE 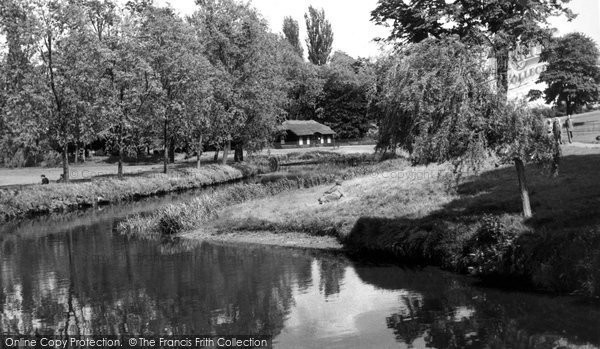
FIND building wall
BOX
[276,132,335,148]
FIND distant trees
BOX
[317,52,376,139]
[282,16,303,58]
[530,33,600,115]
[304,6,333,66]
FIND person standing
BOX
[565,115,574,143]
[553,117,563,145]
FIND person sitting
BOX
[319,181,344,204]
[57,174,65,183]
[41,175,49,185]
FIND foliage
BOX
[192,0,287,157]
[282,16,303,58]
[316,52,377,139]
[376,37,497,167]
[461,215,523,275]
[487,100,557,167]
[531,32,600,114]
[371,0,575,91]
[304,6,333,66]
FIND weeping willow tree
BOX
[377,37,556,218]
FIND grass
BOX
[117,157,410,238]
[204,145,600,297]
[0,145,376,187]
[0,163,262,222]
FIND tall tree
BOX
[192,0,286,163]
[531,32,600,115]
[282,16,303,58]
[33,0,102,181]
[140,5,203,173]
[98,3,159,177]
[0,0,46,167]
[304,6,333,66]
[371,0,575,95]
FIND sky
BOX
[156,0,600,59]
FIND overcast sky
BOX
[156,0,600,59]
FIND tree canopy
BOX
[282,16,304,58]
[531,32,600,114]
[371,0,575,93]
[304,6,333,66]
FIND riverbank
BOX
[0,163,261,222]
[186,146,600,297]
[117,157,410,237]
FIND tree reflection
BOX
[355,265,600,348]
[0,228,318,337]
[318,257,346,297]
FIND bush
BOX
[461,215,526,275]
[157,206,186,235]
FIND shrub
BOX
[461,215,527,275]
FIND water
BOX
[1,193,599,348]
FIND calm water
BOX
[1,193,599,348]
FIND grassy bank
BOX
[0,163,261,222]
[203,146,600,297]
[117,157,409,238]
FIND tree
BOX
[304,6,333,66]
[97,3,159,177]
[282,16,303,58]
[33,0,102,181]
[0,0,48,167]
[489,101,556,218]
[317,51,376,139]
[192,0,286,163]
[140,5,204,173]
[371,0,575,95]
[377,37,555,217]
[531,32,600,115]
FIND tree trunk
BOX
[196,135,203,169]
[118,145,124,178]
[234,145,244,162]
[62,142,70,182]
[222,140,230,165]
[213,149,219,162]
[495,46,509,99]
[514,158,532,218]
[74,144,80,164]
[163,119,168,174]
[169,137,175,163]
[81,145,86,163]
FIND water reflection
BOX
[1,213,599,348]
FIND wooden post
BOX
[514,158,532,218]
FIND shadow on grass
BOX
[345,152,600,296]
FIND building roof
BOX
[282,120,336,136]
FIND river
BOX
[1,190,599,348]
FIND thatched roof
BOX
[282,120,336,136]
